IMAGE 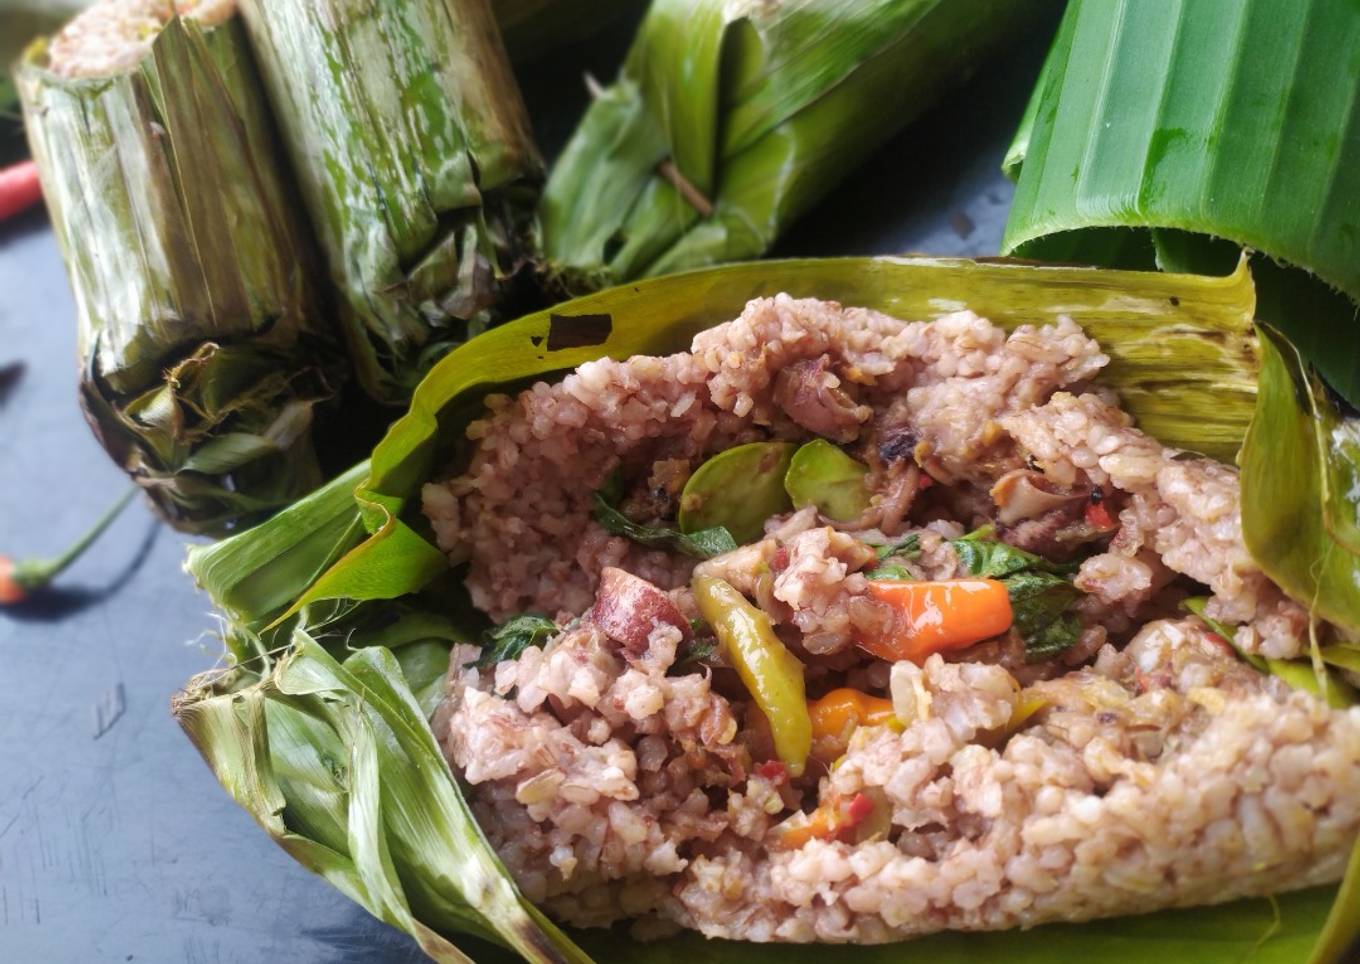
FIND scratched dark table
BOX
[0,18,1056,964]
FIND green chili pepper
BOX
[692,574,811,776]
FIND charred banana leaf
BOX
[19,11,341,534]
[236,0,545,405]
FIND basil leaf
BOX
[674,637,719,671]
[950,529,1083,661]
[866,565,914,581]
[874,534,921,561]
[951,527,1079,578]
[1004,570,1083,662]
[592,491,738,559]
[468,613,557,668]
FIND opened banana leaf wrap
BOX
[17,12,342,534]
[178,257,1360,962]
[539,0,1058,293]
[235,0,544,406]
[1003,0,1360,408]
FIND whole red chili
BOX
[0,161,43,222]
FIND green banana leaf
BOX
[539,0,1059,293]
[1241,327,1360,637]
[236,0,544,406]
[17,14,343,535]
[184,460,372,664]
[1001,0,1360,406]
[180,256,1356,960]
[175,633,589,964]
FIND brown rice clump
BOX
[425,295,1360,943]
[45,0,236,79]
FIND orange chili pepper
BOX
[773,791,877,850]
[858,578,1013,663]
[809,688,901,759]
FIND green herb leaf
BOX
[951,527,1077,579]
[874,534,921,561]
[1005,571,1083,662]
[866,565,914,582]
[469,614,558,669]
[953,529,1082,661]
[593,491,738,560]
[674,638,719,671]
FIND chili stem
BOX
[14,485,139,588]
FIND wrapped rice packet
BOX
[236,0,544,405]
[178,257,1356,962]
[539,0,1057,292]
[18,2,343,534]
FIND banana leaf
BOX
[1241,327,1360,637]
[236,0,544,406]
[1002,0,1360,406]
[185,460,372,663]
[539,0,1059,293]
[178,256,1357,960]
[17,14,343,534]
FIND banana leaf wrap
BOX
[539,0,1057,293]
[236,0,544,406]
[180,257,1357,961]
[17,14,342,534]
[1002,0,1360,407]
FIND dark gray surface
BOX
[0,23,1052,964]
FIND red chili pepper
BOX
[1205,632,1234,653]
[843,792,874,826]
[1084,499,1115,530]
[755,760,788,784]
[0,161,43,222]
[0,556,28,605]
